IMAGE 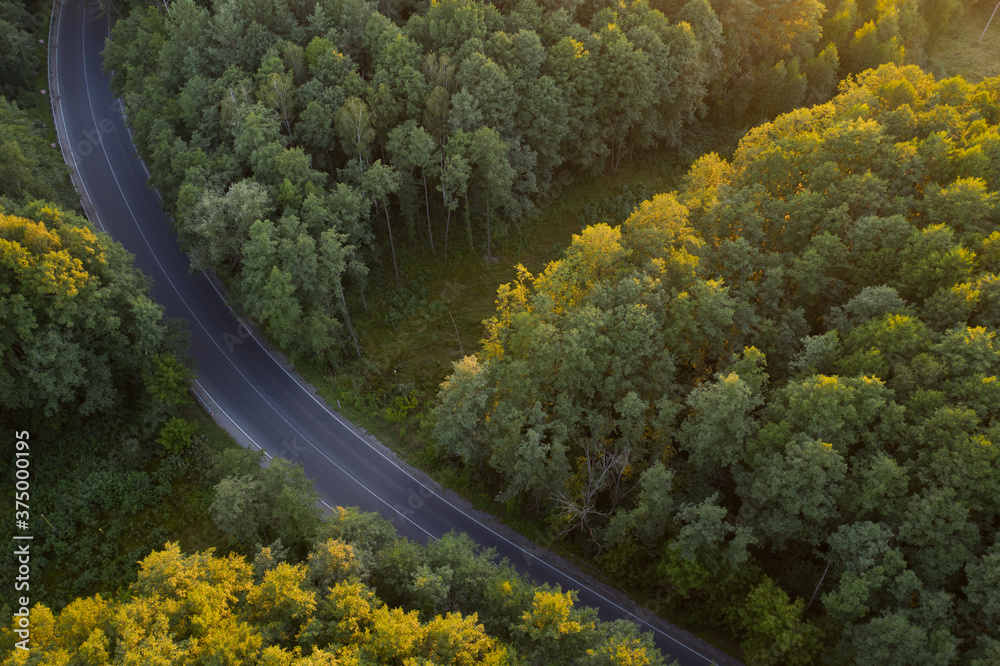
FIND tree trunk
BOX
[485,189,492,259]
[422,172,434,252]
[442,176,450,261]
[449,310,463,357]
[444,206,452,262]
[370,200,385,269]
[383,198,399,284]
[337,284,361,357]
[464,190,473,250]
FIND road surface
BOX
[48,2,735,663]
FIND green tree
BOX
[157,416,198,453]
[467,127,514,258]
[439,141,471,260]
[590,21,655,173]
[317,225,361,357]
[259,265,303,350]
[0,206,169,425]
[965,542,1000,626]
[259,68,298,138]
[184,179,273,273]
[211,474,269,548]
[433,355,491,467]
[0,141,45,202]
[839,610,959,666]
[897,486,980,589]
[388,121,438,250]
[737,577,823,666]
[739,435,847,548]
[146,354,194,406]
[210,458,322,556]
[336,96,375,167]
[0,0,40,96]
[677,360,765,483]
[362,160,402,283]
[297,99,336,157]
[602,462,677,550]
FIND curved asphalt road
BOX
[49,2,734,663]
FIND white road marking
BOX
[62,5,716,662]
[75,8,434,541]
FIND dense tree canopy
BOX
[0,0,171,429]
[0,0,40,98]
[692,0,985,121]
[0,508,670,666]
[434,64,1000,663]
[0,98,77,211]
[103,0,725,363]
[101,0,977,367]
[0,202,175,428]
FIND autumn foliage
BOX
[436,65,1000,664]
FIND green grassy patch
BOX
[27,6,56,132]
[308,128,738,450]
[928,2,1000,82]
[294,128,741,644]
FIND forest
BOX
[0,0,76,212]
[2,1,669,663]
[0,71,670,666]
[435,65,1000,664]
[3,483,669,665]
[3,0,1000,663]
[101,0,978,362]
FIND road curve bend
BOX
[48,2,737,664]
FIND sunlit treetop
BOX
[0,203,168,420]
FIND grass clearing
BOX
[928,2,1000,82]
[302,134,733,461]
[299,159,668,468]
[294,127,743,647]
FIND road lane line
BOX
[200,207,716,666]
[192,379,271,460]
[68,5,717,662]
[76,10,435,542]
[54,0,105,232]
